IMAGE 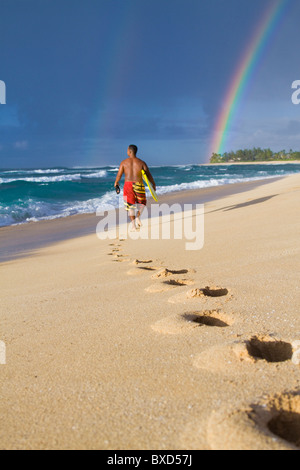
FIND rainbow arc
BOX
[209,0,291,159]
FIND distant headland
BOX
[209,148,300,164]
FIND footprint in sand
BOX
[191,286,229,297]
[132,259,153,265]
[107,246,122,255]
[244,335,294,363]
[193,335,297,374]
[138,266,159,271]
[207,391,300,450]
[164,279,195,287]
[127,259,162,275]
[113,253,129,258]
[151,310,233,335]
[146,268,196,292]
[127,266,161,276]
[145,279,194,293]
[151,268,195,279]
[168,286,231,304]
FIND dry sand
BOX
[1,174,300,450]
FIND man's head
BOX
[127,144,138,157]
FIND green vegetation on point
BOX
[210,148,300,163]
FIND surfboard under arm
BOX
[141,169,158,202]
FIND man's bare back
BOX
[114,146,156,190]
[121,157,146,183]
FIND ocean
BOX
[1,163,300,227]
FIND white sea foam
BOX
[155,174,282,196]
[0,174,82,183]
[0,191,121,227]
[33,169,63,174]
[0,169,108,183]
[81,170,107,178]
[1,168,63,175]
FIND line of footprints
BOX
[108,240,300,450]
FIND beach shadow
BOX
[207,195,278,213]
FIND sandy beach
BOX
[1,174,300,450]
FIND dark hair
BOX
[128,144,138,155]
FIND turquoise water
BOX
[0,163,300,227]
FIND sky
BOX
[0,0,300,168]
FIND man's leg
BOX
[136,204,145,227]
[123,182,138,231]
[129,208,137,231]
[132,182,147,228]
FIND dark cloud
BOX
[0,0,299,167]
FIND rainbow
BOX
[209,0,291,159]
[82,2,139,163]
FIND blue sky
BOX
[0,0,299,168]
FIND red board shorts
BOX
[123,181,147,211]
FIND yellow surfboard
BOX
[142,170,158,202]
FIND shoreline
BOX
[0,176,284,263]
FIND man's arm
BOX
[143,162,156,190]
[114,162,124,187]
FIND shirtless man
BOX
[114,145,156,231]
